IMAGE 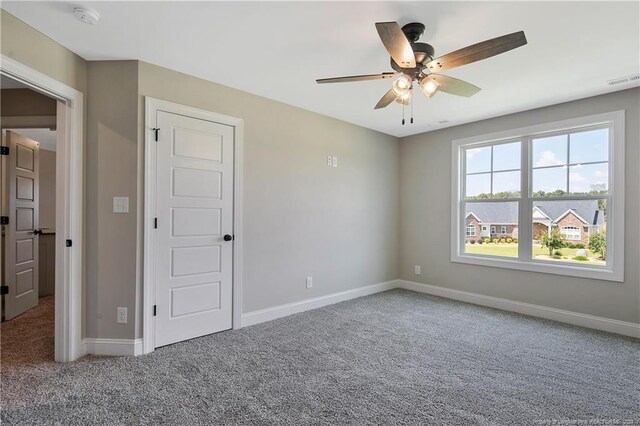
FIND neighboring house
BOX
[466,200,604,244]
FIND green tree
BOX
[589,231,606,260]
[540,229,564,256]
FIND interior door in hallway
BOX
[3,131,40,321]
[154,111,234,347]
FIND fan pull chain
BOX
[410,90,414,124]
[402,102,405,125]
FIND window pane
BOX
[532,166,567,195]
[466,173,491,198]
[532,134,567,167]
[464,201,518,258]
[493,171,520,197]
[570,128,608,164]
[466,146,491,174]
[569,163,608,194]
[532,199,606,266]
[493,142,521,171]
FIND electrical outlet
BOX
[414,265,421,275]
[332,156,338,167]
[117,307,128,324]
[113,197,129,213]
[327,155,333,166]
[306,276,313,289]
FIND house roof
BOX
[466,199,604,225]
[465,202,519,224]
[535,200,604,226]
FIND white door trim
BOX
[0,55,84,362]
[143,97,243,354]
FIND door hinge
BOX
[0,286,8,295]
[66,239,72,247]
[0,216,8,225]
[153,305,157,316]
[154,218,158,229]
[152,128,160,142]
[0,146,8,156]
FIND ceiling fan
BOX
[317,22,527,111]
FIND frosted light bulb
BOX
[392,74,413,96]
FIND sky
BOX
[465,128,609,197]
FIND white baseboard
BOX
[84,338,144,356]
[85,279,637,358]
[241,280,398,327]
[397,279,640,338]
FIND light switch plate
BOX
[327,155,333,166]
[113,197,129,213]
[332,156,338,167]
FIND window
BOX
[452,111,624,281]
[466,226,476,237]
[561,227,581,241]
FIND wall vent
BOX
[607,74,640,85]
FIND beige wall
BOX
[1,88,56,117]
[86,61,139,339]
[39,148,56,230]
[399,88,640,324]
[1,10,87,94]
[136,62,400,338]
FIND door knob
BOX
[33,229,43,235]
[223,234,234,241]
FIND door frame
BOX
[142,97,243,354]
[0,55,84,362]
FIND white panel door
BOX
[154,111,234,347]
[4,131,40,320]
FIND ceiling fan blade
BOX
[316,73,395,84]
[375,22,416,68]
[374,89,397,109]
[425,31,527,73]
[428,74,481,97]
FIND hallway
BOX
[1,296,54,369]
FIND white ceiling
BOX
[3,1,639,137]
[6,128,57,151]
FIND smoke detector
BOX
[73,7,100,25]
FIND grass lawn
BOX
[465,243,605,265]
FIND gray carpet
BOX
[1,289,638,425]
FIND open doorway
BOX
[1,78,58,366]
[0,56,84,362]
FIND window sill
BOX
[451,253,623,282]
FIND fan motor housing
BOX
[390,42,435,73]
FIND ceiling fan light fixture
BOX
[392,74,413,96]
[419,77,440,98]
[395,89,412,105]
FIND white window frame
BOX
[561,226,581,241]
[451,111,625,282]
[501,225,507,234]
[466,225,476,237]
